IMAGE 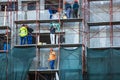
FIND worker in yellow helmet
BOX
[19,24,28,45]
[48,48,56,69]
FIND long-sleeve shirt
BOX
[50,26,56,34]
[73,2,79,10]
[50,23,60,32]
[65,3,71,10]
[27,27,33,35]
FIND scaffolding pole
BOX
[34,1,40,80]
[82,0,87,80]
[110,0,113,46]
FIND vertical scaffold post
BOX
[82,0,87,80]
[35,1,40,80]
[110,0,113,46]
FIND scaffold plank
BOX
[14,18,82,24]
[14,44,36,48]
[0,26,11,30]
[33,32,65,35]
[0,50,8,53]
[88,0,109,1]
[88,46,120,50]
[88,21,120,26]
[29,69,59,73]
[14,44,82,48]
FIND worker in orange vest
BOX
[48,48,56,69]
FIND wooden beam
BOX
[14,44,36,48]
[29,69,59,73]
[0,50,8,53]
[88,46,120,50]
[88,0,109,1]
[14,18,82,24]
[88,21,120,26]
[32,32,65,35]
[0,26,11,30]
[14,44,82,48]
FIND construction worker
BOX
[27,26,33,44]
[19,24,28,45]
[48,6,57,19]
[48,6,53,19]
[50,25,56,44]
[73,0,79,18]
[48,48,56,69]
[64,1,72,18]
[49,22,60,44]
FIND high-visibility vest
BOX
[19,26,28,37]
[49,51,56,60]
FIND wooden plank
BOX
[88,46,120,50]
[37,43,81,48]
[14,44,82,48]
[60,18,82,22]
[60,43,81,47]
[29,69,59,72]
[33,32,65,35]
[0,50,8,53]
[0,26,11,30]
[29,69,59,73]
[88,21,120,26]
[14,44,36,48]
[88,0,109,1]
[37,44,59,48]
[14,20,38,24]
[14,18,82,24]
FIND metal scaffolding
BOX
[0,0,120,80]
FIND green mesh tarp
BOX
[87,48,120,80]
[60,46,82,80]
[111,48,120,80]
[0,47,36,80]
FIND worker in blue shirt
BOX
[27,26,33,44]
[49,7,53,19]
[73,1,79,18]
[65,1,72,18]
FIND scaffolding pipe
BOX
[57,0,61,71]
[35,1,40,80]
[82,0,87,80]
[110,0,113,46]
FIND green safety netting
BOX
[87,48,120,80]
[0,47,36,80]
[60,46,82,80]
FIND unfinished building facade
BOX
[0,0,120,80]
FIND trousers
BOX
[20,36,27,45]
[27,35,32,44]
[49,60,55,69]
[50,34,55,44]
